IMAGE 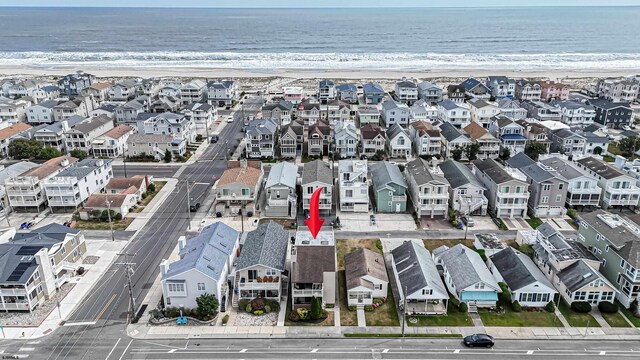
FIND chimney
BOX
[61,120,70,132]
[614,155,626,170]
[60,158,69,167]
[160,259,168,276]
[178,236,186,251]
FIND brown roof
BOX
[463,122,489,141]
[104,124,133,139]
[84,193,129,208]
[90,82,113,90]
[217,163,263,187]
[20,156,78,180]
[411,121,439,137]
[227,160,262,170]
[361,124,385,139]
[106,176,145,191]
[0,123,31,141]
[292,245,336,283]
[345,248,388,291]
[538,80,569,89]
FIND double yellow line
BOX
[95,293,117,321]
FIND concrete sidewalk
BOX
[3,239,127,339]
[126,178,178,232]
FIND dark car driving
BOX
[190,202,201,212]
[463,333,494,348]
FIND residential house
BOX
[115,99,146,125]
[515,80,542,101]
[297,99,321,126]
[409,121,441,157]
[596,79,639,103]
[506,152,568,217]
[263,161,297,219]
[7,79,42,100]
[64,115,115,153]
[519,120,551,153]
[0,123,32,157]
[43,158,113,210]
[381,101,410,127]
[463,122,500,160]
[394,78,418,105]
[318,80,336,102]
[433,244,501,309]
[262,100,294,126]
[370,161,407,213]
[360,124,386,158]
[497,98,528,120]
[207,80,237,107]
[556,260,618,306]
[345,248,388,306]
[245,118,278,159]
[363,83,385,104]
[391,241,448,314]
[290,232,336,309]
[440,122,472,160]
[82,184,136,219]
[0,98,30,123]
[179,79,207,105]
[555,100,596,129]
[521,101,562,122]
[336,84,358,104]
[357,105,381,126]
[127,134,186,160]
[574,157,640,210]
[437,100,470,128]
[0,162,39,214]
[234,222,289,304]
[468,99,500,128]
[142,112,194,143]
[404,158,449,218]
[105,175,148,198]
[489,115,527,155]
[409,99,438,121]
[487,247,557,307]
[323,99,351,126]
[4,156,78,211]
[58,72,92,97]
[549,129,586,155]
[279,121,303,158]
[540,156,602,209]
[149,96,180,114]
[33,85,61,104]
[52,98,89,122]
[91,124,135,158]
[301,160,333,215]
[486,76,515,99]
[108,79,139,102]
[334,122,359,158]
[446,84,466,104]
[588,99,633,129]
[338,159,369,212]
[26,100,59,124]
[539,80,570,101]
[577,211,640,307]
[460,78,491,100]
[33,116,84,152]
[160,222,240,310]
[0,224,87,312]
[386,124,412,159]
[283,87,304,104]
[417,81,443,103]
[306,121,332,157]
[183,102,215,135]
[439,159,488,216]
[214,160,263,215]
[472,158,530,218]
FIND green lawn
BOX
[283,295,335,326]
[479,307,563,327]
[602,155,615,163]
[74,217,134,231]
[526,217,543,229]
[558,300,600,328]
[423,239,475,253]
[601,311,632,327]
[407,299,473,327]
[565,218,578,230]
[617,301,640,327]
[138,181,166,207]
[364,286,399,326]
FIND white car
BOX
[226,116,234,123]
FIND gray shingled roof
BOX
[405,158,448,186]
[345,248,388,291]
[505,152,536,169]
[440,122,469,142]
[537,222,558,239]
[55,158,112,180]
[265,161,298,189]
[490,247,554,292]
[438,99,460,111]
[236,222,288,271]
[439,159,484,189]
[557,260,609,292]
[473,159,518,184]
[518,163,556,183]
[580,210,640,267]
[292,245,335,284]
[540,157,587,181]
[436,244,500,291]
[391,241,447,299]
[386,123,408,141]
[246,118,278,136]
[576,157,625,180]
[301,159,332,185]
[70,114,113,134]
[371,161,407,191]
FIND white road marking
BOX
[18,348,35,352]
[239,349,248,353]
[311,348,319,353]
[118,339,133,360]
[105,338,121,360]
[382,349,389,353]
[453,349,460,354]
[600,351,606,355]
[168,349,177,353]
[63,321,96,326]
[527,350,534,355]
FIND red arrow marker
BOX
[304,186,325,239]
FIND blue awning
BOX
[501,134,527,141]
[460,291,498,302]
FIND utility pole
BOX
[401,286,408,337]
[584,318,590,338]
[117,252,136,322]
[463,197,471,241]
[186,180,192,230]
[122,148,128,178]
[106,196,115,242]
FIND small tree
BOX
[545,301,555,313]
[593,146,603,155]
[459,302,468,312]
[512,300,522,312]
[147,182,156,193]
[196,134,203,142]
[498,282,511,305]
[524,141,548,161]
[499,147,511,161]
[37,146,62,160]
[452,147,463,161]
[8,139,43,159]
[465,143,481,161]
[631,299,639,317]
[310,296,323,320]
[195,293,219,318]
[100,209,116,222]
[89,209,102,220]
[164,149,172,163]
[567,208,577,219]
[70,149,88,160]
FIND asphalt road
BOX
[0,96,264,360]
[112,164,179,179]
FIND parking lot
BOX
[335,211,418,232]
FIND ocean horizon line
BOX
[1,5,638,9]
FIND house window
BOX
[37,284,43,294]
[541,196,549,204]
[374,284,382,290]
[168,283,185,293]
[422,288,432,295]
[602,259,607,267]
[556,194,562,203]
[266,269,278,276]
[248,270,258,282]
[34,270,40,280]
[543,184,551,191]
[197,283,206,291]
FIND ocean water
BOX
[0,6,639,70]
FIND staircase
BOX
[231,272,240,308]
[467,303,478,313]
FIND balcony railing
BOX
[392,195,407,202]
[0,302,32,310]
[0,288,27,296]
[238,281,281,290]
[292,288,323,297]
[267,197,293,206]
[498,192,530,198]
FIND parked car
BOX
[462,216,475,227]
[370,214,376,225]
[190,202,201,212]
[463,334,494,348]
[226,116,234,123]
[210,135,219,143]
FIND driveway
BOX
[337,211,417,232]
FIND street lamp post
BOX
[106,196,115,242]
[185,180,192,231]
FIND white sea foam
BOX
[2,51,640,70]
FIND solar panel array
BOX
[7,263,31,282]
[15,246,42,255]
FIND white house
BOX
[409,121,441,157]
[394,78,418,104]
[179,79,207,105]
[142,112,195,143]
[207,80,237,107]
[26,100,59,124]
[91,124,135,158]
[386,124,412,159]
[301,160,333,215]
[334,122,359,159]
[468,98,500,128]
[43,158,113,209]
[404,158,450,218]
[183,102,215,136]
[381,101,410,127]
[108,79,139,102]
[437,100,471,128]
[338,159,369,212]
[574,156,640,210]
[345,248,388,306]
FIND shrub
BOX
[459,302,468,312]
[238,299,249,311]
[114,213,123,221]
[373,299,383,306]
[512,300,522,312]
[518,244,534,259]
[571,301,592,313]
[631,300,640,317]
[147,183,156,193]
[325,304,334,309]
[450,297,460,309]
[246,211,253,217]
[288,311,300,322]
[567,208,577,219]
[196,134,203,142]
[296,307,309,320]
[545,301,555,313]
[164,307,180,318]
[598,301,618,314]
[376,239,383,252]
[245,304,252,313]
[253,310,264,316]
[265,305,272,313]
[222,314,229,324]
[498,282,511,305]
[364,305,374,312]
[348,306,357,311]
[216,212,222,218]
[475,249,487,262]
[250,297,266,311]
[196,293,219,318]
[266,299,280,312]
[310,297,323,320]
